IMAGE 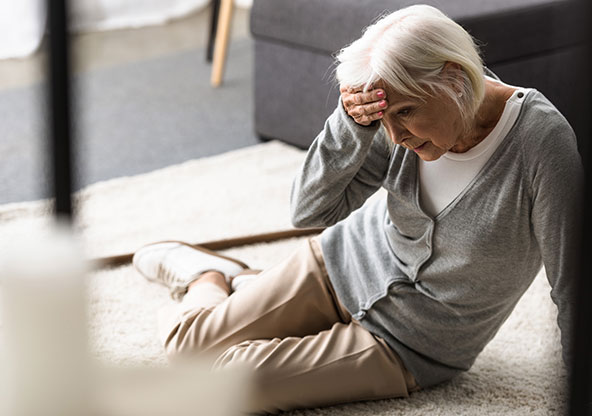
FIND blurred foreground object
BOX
[1,220,89,416]
[94,362,251,416]
[0,221,251,416]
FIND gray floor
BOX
[0,6,251,90]
[0,6,259,205]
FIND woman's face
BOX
[380,85,465,161]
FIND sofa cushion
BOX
[250,0,584,64]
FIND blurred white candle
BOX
[0,219,89,416]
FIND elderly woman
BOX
[132,4,583,414]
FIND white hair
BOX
[335,4,485,131]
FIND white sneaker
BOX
[132,241,248,301]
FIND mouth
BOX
[411,142,427,152]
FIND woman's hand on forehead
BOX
[340,83,388,126]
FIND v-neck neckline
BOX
[410,90,530,222]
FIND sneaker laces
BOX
[170,285,188,302]
[157,263,179,285]
[157,263,193,301]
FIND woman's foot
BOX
[186,269,264,296]
[186,269,263,295]
[132,241,248,301]
[188,270,230,294]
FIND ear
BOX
[441,62,463,80]
[440,61,464,94]
[442,61,462,71]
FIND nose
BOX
[384,119,408,145]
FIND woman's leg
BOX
[157,237,351,361]
[214,320,418,414]
[156,236,418,413]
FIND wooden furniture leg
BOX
[210,0,233,87]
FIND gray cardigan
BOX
[290,89,584,388]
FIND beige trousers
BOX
[157,237,418,414]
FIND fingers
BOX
[347,100,387,123]
[346,111,384,126]
[339,83,375,94]
[340,84,387,126]
[341,92,387,112]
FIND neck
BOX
[450,79,516,153]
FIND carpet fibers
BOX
[0,141,566,414]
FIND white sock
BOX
[230,273,260,292]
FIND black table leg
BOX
[206,0,221,62]
[48,0,74,221]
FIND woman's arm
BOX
[529,120,584,370]
[290,95,392,228]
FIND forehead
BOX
[375,84,422,111]
[374,80,421,104]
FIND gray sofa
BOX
[249,0,587,149]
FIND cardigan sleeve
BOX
[527,117,584,369]
[290,98,392,227]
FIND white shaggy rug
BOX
[0,141,567,414]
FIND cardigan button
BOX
[517,92,524,98]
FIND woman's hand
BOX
[340,84,388,126]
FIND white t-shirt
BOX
[418,79,527,217]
